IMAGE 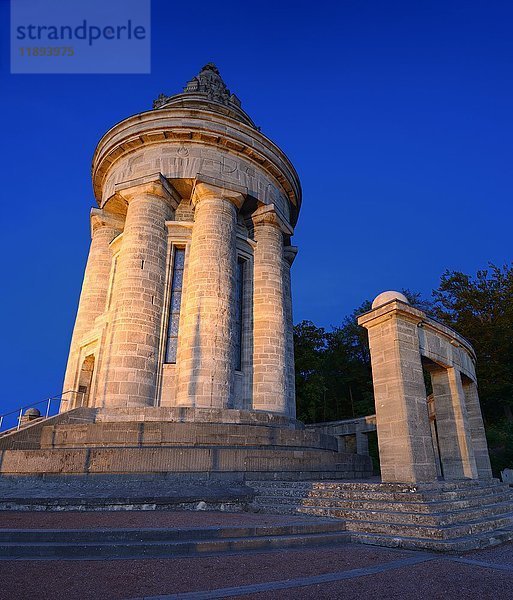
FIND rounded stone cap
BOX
[372,291,409,309]
[24,408,41,417]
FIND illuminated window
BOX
[165,248,185,363]
[234,258,245,371]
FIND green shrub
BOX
[486,420,513,478]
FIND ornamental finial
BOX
[153,63,241,110]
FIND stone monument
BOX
[62,62,298,416]
[0,69,511,552]
[0,64,371,482]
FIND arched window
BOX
[165,247,185,364]
[234,257,245,371]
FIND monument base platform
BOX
[0,407,372,480]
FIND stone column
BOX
[175,182,243,408]
[283,246,298,418]
[462,380,493,479]
[102,175,178,408]
[62,209,124,410]
[431,368,478,479]
[358,302,438,483]
[356,431,369,455]
[252,206,290,415]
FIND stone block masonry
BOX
[62,64,301,417]
[358,292,492,484]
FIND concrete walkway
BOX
[1,511,512,599]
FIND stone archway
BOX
[77,355,95,407]
[358,291,492,484]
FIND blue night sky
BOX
[1,0,512,412]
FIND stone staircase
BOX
[0,407,95,450]
[248,479,513,551]
[0,519,350,559]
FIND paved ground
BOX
[0,511,303,529]
[1,511,513,599]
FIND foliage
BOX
[432,263,513,423]
[486,420,513,477]
[294,301,374,424]
[294,290,429,424]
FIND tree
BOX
[324,300,374,419]
[293,321,327,423]
[294,301,375,423]
[432,263,513,423]
[293,293,426,424]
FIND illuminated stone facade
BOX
[62,64,300,418]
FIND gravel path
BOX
[0,511,512,600]
[0,510,319,530]
[0,544,410,600]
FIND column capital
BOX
[191,178,246,209]
[283,245,298,266]
[357,300,425,330]
[252,204,294,235]
[90,208,125,237]
[115,173,180,209]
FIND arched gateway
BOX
[358,291,492,483]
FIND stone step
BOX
[302,484,513,502]
[306,502,513,527]
[340,511,513,540]
[0,498,249,512]
[247,479,504,493]
[0,525,350,559]
[251,485,509,500]
[351,525,513,552]
[252,491,513,514]
[249,483,510,503]
[0,520,346,544]
[253,502,513,527]
[240,471,369,481]
[252,502,513,539]
[249,503,302,515]
[247,480,513,550]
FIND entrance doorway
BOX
[77,355,95,407]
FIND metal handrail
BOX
[0,390,84,433]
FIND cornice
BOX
[91,106,301,220]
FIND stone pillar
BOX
[62,209,124,410]
[462,380,493,479]
[358,302,438,483]
[252,206,290,415]
[356,431,369,455]
[431,368,478,480]
[102,175,178,408]
[175,182,243,408]
[283,246,298,418]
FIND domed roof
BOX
[24,407,41,417]
[372,291,409,309]
[152,63,257,128]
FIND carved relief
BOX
[102,143,291,219]
[177,145,189,158]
